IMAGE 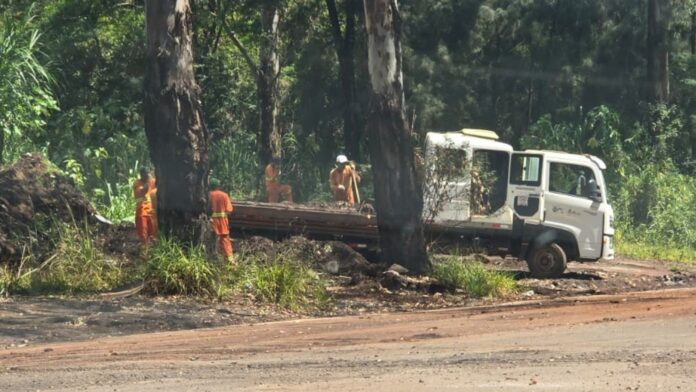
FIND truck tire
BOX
[527,243,567,279]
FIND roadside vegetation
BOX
[432,257,518,298]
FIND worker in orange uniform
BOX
[133,166,157,247]
[330,154,360,205]
[265,157,293,203]
[149,187,158,235]
[209,178,234,264]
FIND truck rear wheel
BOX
[527,243,567,279]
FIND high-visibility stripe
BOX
[212,212,227,218]
[135,195,151,205]
[265,176,275,181]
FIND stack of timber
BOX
[230,201,379,242]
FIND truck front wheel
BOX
[527,243,567,279]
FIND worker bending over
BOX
[265,157,293,203]
[330,155,360,205]
[209,178,235,264]
[133,166,157,247]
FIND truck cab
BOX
[424,129,615,278]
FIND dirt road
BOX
[2,287,695,391]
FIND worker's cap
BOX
[336,154,348,164]
[209,177,221,188]
[271,156,282,164]
[139,166,149,175]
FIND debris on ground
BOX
[0,154,97,264]
[235,236,382,277]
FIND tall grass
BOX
[144,237,217,296]
[432,258,518,298]
[25,219,124,294]
[613,162,696,263]
[234,252,330,311]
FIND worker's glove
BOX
[337,185,346,191]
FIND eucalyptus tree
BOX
[363,0,429,273]
[144,0,210,242]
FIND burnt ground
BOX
[1,255,695,348]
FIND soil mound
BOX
[236,235,382,276]
[0,154,96,263]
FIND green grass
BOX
[432,258,518,298]
[13,219,126,294]
[615,238,696,264]
[144,237,218,296]
[234,252,330,311]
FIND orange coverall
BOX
[210,189,234,262]
[330,165,360,205]
[133,177,157,246]
[265,163,293,203]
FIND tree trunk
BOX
[647,0,670,102]
[327,0,362,161]
[0,130,4,165]
[691,13,696,55]
[363,0,429,274]
[144,0,210,243]
[258,3,281,166]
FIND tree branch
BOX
[325,0,344,55]
[220,15,260,77]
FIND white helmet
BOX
[336,154,348,164]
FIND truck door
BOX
[544,161,603,259]
[508,153,544,223]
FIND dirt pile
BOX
[236,235,382,277]
[0,154,96,263]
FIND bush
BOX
[144,238,217,296]
[27,220,124,294]
[613,162,696,262]
[433,258,517,298]
[235,252,329,311]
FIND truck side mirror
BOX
[590,187,602,203]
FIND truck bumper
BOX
[601,235,615,261]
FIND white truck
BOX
[423,129,615,277]
[229,128,615,278]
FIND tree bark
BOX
[691,13,696,55]
[647,0,670,102]
[363,0,429,274]
[0,130,4,165]
[258,3,282,166]
[327,0,362,161]
[144,0,210,243]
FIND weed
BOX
[144,237,217,296]
[29,220,124,293]
[615,236,696,264]
[234,252,330,311]
[432,258,518,298]
[0,265,30,296]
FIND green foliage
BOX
[613,162,696,262]
[26,219,124,294]
[0,6,58,163]
[0,263,32,297]
[234,252,330,311]
[432,258,518,298]
[144,238,217,296]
